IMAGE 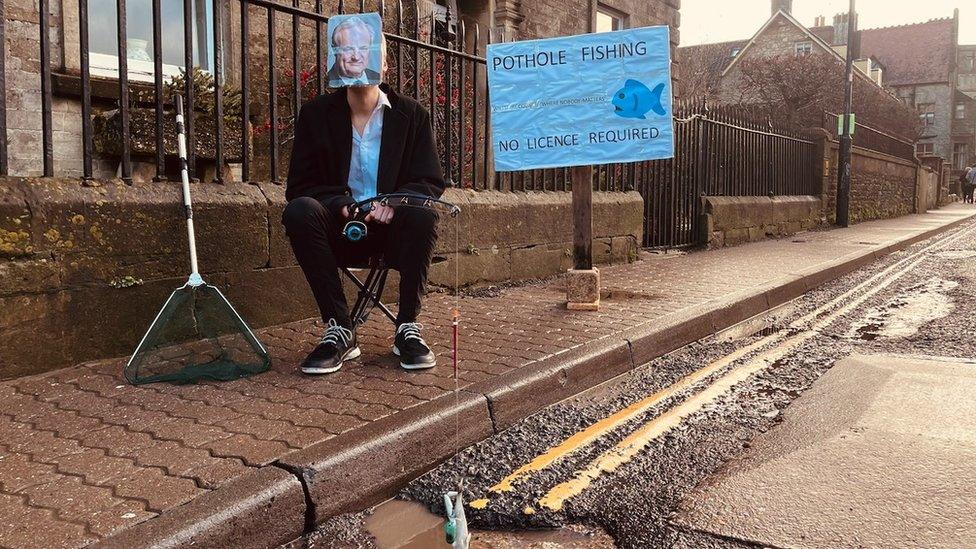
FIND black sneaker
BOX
[301,319,360,375]
[393,322,436,370]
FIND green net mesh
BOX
[124,282,271,385]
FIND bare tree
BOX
[730,53,919,138]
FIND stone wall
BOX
[0,178,642,379]
[823,142,919,223]
[701,195,823,249]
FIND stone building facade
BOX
[956,45,976,171]
[857,16,960,170]
[4,0,680,180]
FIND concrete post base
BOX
[566,268,600,311]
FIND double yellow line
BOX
[470,222,972,513]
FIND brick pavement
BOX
[1,206,974,548]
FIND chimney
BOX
[771,0,792,15]
[832,11,859,46]
[814,15,826,27]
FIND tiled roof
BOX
[858,18,955,86]
[676,39,749,93]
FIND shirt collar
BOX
[375,89,392,113]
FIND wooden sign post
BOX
[566,165,600,311]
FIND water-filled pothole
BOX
[364,499,614,548]
[848,277,958,340]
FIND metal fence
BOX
[638,99,820,248]
[6,2,828,251]
[823,112,916,162]
[5,0,649,192]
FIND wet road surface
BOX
[293,216,976,548]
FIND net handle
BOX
[174,95,202,285]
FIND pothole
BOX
[363,499,614,548]
[848,277,958,340]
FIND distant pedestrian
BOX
[964,167,976,204]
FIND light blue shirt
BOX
[348,89,391,203]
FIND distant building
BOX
[676,7,892,128]
[956,45,976,172]
[678,2,976,177]
[854,16,963,171]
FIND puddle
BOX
[366,500,449,549]
[365,500,613,549]
[933,249,976,260]
[600,288,659,301]
[848,277,958,340]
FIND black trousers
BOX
[282,196,439,329]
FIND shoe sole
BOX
[392,345,436,370]
[301,346,361,375]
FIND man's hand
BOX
[364,202,394,224]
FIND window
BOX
[595,5,628,33]
[954,143,969,169]
[917,142,934,155]
[957,103,967,120]
[962,52,976,73]
[794,41,813,56]
[87,0,216,82]
[897,87,916,107]
[918,103,936,127]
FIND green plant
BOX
[163,67,243,122]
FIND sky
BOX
[680,0,976,46]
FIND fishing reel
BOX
[343,220,368,242]
[341,192,462,242]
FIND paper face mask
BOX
[327,12,384,88]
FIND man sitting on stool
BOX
[282,35,443,374]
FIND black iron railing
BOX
[823,112,916,162]
[7,0,499,188]
[637,99,820,248]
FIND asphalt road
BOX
[290,215,976,548]
[398,216,976,548]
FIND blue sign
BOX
[487,26,674,172]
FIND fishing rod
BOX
[342,192,462,242]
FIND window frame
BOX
[59,0,221,85]
[916,142,934,155]
[953,143,968,170]
[917,103,936,127]
[794,41,813,56]
[594,3,629,33]
[961,52,976,73]
[956,103,966,120]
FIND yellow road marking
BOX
[538,330,814,511]
[537,254,933,511]
[485,335,780,500]
[474,224,971,513]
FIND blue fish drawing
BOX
[611,80,667,119]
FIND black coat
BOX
[285,84,445,217]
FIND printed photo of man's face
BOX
[327,13,383,88]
